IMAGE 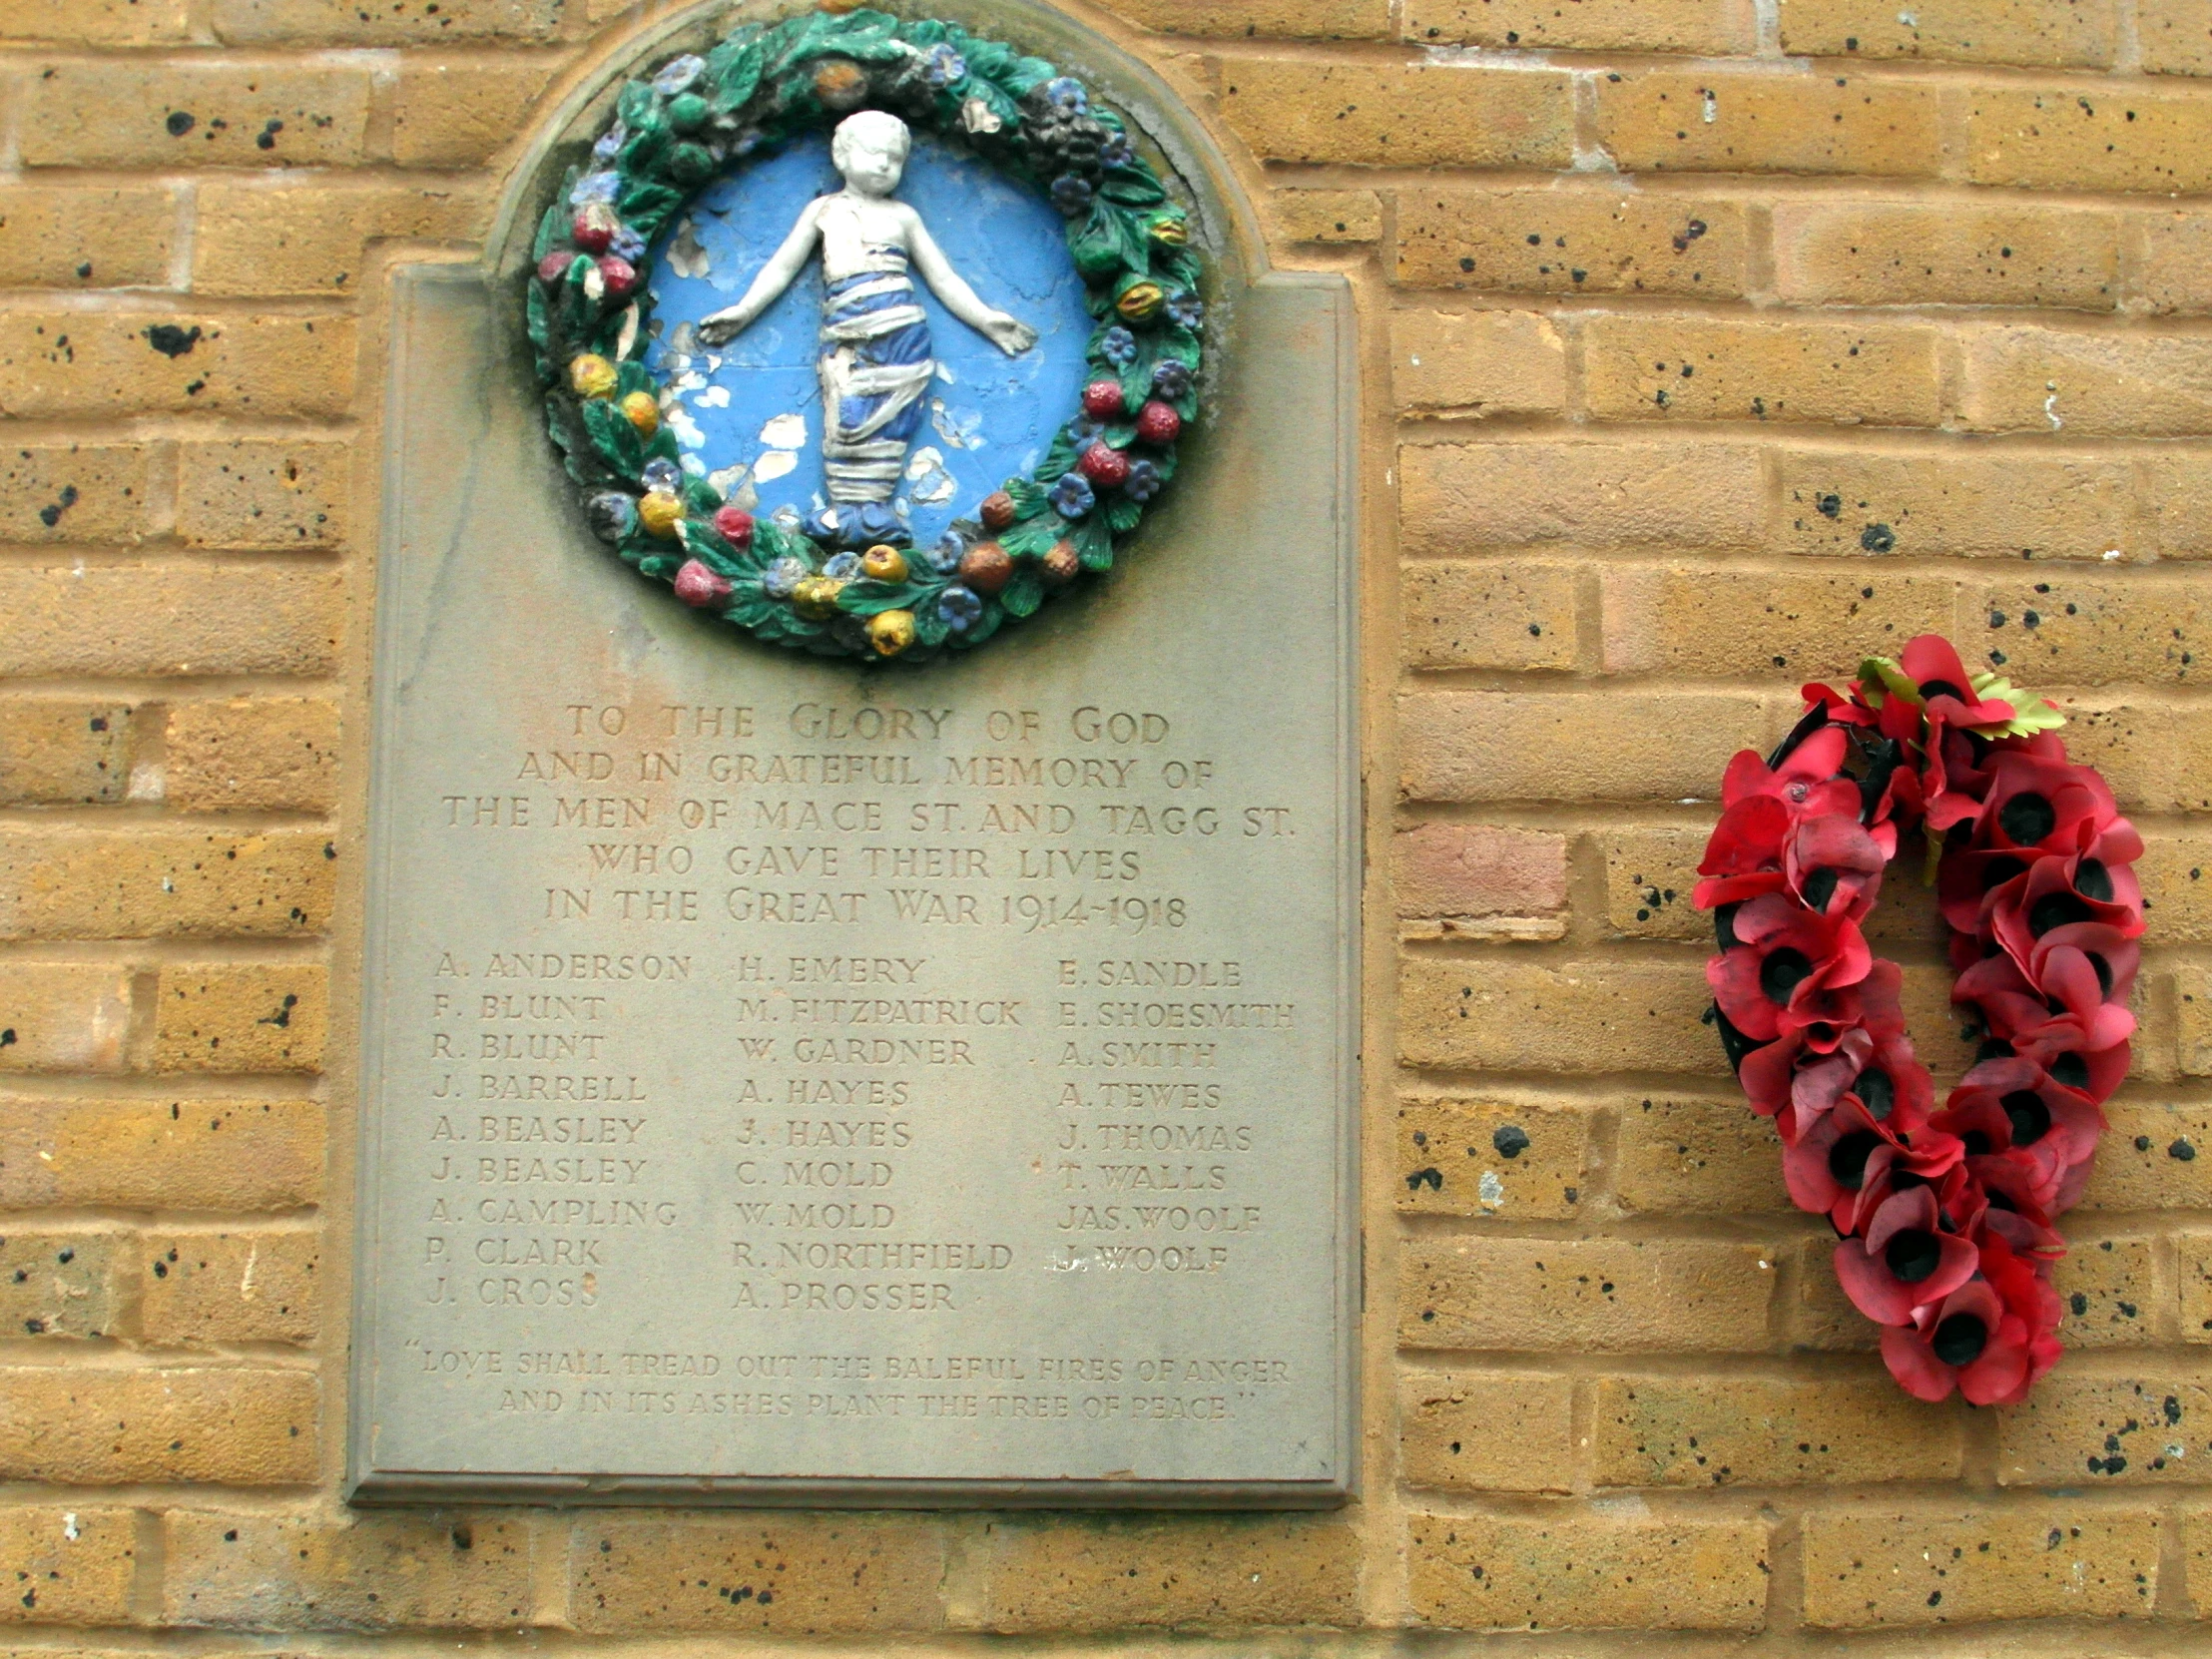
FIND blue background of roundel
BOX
[642,129,1093,548]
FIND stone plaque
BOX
[349,2,1357,1506]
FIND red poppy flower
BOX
[1962,944,2136,1075]
[1785,812,1893,923]
[1708,894,1873,1044]
[1835,1185,1979,1325]
[1977,749,2125,857]
[1900,635,2020,731]
[1720,726,1853,813]
[1880,1235,2061,1405]
[2025,923,2140,1011]
[1935,1059,2104,1203]
[1837,1129,1968,1237]
[1693,795,1792,911]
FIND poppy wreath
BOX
[1698,635,2142,1405]
[526,7,1205,663]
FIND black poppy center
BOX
[1890,1168,1927,1192]
[1919,679,1967,703]
[2077,857,2114,902]
[1977,1037,2016,1063]
[2029,891,2093,935]
[1980,854,2029,893]
[1933,1312,1987,1366]
[2001,1090,2052,1146]
[1714,901,1742,950]
[2050,1051,2091,1090]
[2089,953,2113,997]
[1999,791,2057,845]
[1857,1068,1895,1121]
[1962,1129,1992,1156]
[1829,1131,1879,1191]
[1885,1229,1943,1284]
[1760,946,1814,1006]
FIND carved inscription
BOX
[398,696,1315,1439]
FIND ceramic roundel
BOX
[525,6,1208,663]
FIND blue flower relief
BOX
[1152,359,1191,399]
[651,53,705,95]
[570,170,622,206]
[919,43,966,87]
[641,457,682,493]
[938,585,983,632]
[1123,458,1161,503]
[1166,293,1205,330]
[1050,175,1094,217]
[763,557,807,600]
[1050,472,1095,518]
[590,121,629,165]
[1100,326,1138,367]
[1039,76,1087,114]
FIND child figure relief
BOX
[697,110,1038,548]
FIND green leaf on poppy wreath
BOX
[581,396,645,478]
[1000,566,1045,618]
[525,281,549,349]
[1159,324,1202,369]
[711,42,765,111]
[1000,515,1059,560]
[1005,477,1047,519]
[913,601,952,650]
[1102,419,1138,447]
[642,425,682,467]
[964,598,1006,646]
[964,77,1021,133]
[1005,55,1056,97]
[682,476,722,514]
[617,81,657,128]
[723,583,782,631]
[1149,444,1179,484]
[547,401,605,484]
[1036,432,1081,483]
[1104,496,1142,535]
[615,359,653,399]
[622,126,669,175]
[637,552,683,581]
[1068,202,1138,280]
[1073,515,1113,571]
[532,203,562,264]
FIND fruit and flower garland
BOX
[1698,636,2141,1404]
[526,7,1205,663]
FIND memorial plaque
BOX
[349,0,1357,1506]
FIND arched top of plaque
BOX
[495,1,1258,667]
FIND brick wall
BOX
[0,0,2207,1649]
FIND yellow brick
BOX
[0,1366,316,1483]
[2145,451,2212,558]
[166,698,341,815]
[154,963,328,1074]
[2140,0,2212,75]
[1968,85,2212,193]
[0,1231,124,1340]
[2178,965,2212,1074]
[1614,1092,1794,1215]
[1405,0,1751,51]
[1400,689,1775,803]
[1597,70,1941,177]
[0,701,138,807]
[1801,1508,2160,1626]
[1402,562,1579,671]
[2050,700,2212,812]
[213,0,570,41]
[2180,1232,2212,1338]
[1395,822,1570,931]
[1401,440,1767,553]
[971,1516,1359,1631]
[570,1514,945,1635]
[0,185,177,289]
[2139,211,2212,313]
[1789,1233,1880,1350]
[141,1227,318,1346]
[0,1096,324,1211]
[0,828,333,941]
[1776,448,2129,560]
[0,0,190,41]
[1401,954,1725,1077]
[1396,1096,1592,1219]
[1602,825,1703,941]
[1585,317,1942,426]
[165,1510,533,1629]
[2078,1102,2212,1209]
[1099,0,1387,34]
[1999,1375,2212,1484]
[392,59,560,168]
[1395,189,1750,298]
[1218,61,1575,168]
[1402,1237,1775,1351]
[0,964,132,1074]
[21,63,371,170]
[1390,309,1565,418]
[0,1507,139,1625]
[1973,572,2207,686]
[1780,0,2117,65]
[0,312,353,419]
[1399,1371,1576,1492]
[1269,189,1381,247]
[1594,1375,1965,1486]
[1406,1509,1769,1631]
[178,438,348,549]
[0,566,341,677]
[195,182,487,295]
[1602,568,1957,678]
[1963,327,2212,437]
[1774,202,2118,309]
[0,443,154,545]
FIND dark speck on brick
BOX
[2171,1139,2196,1162]
[166,111,195,137]
[145,324,201,357]
[1492,1125,1530,1160]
